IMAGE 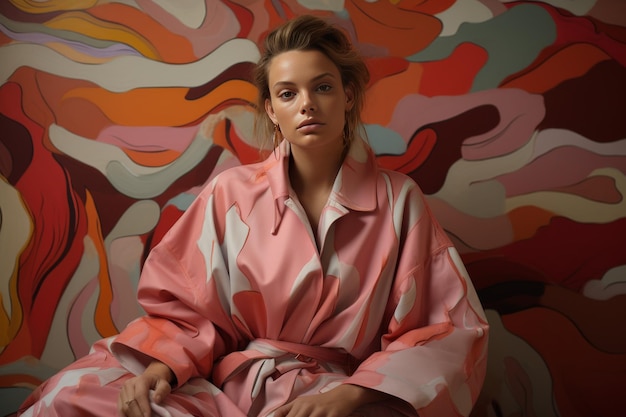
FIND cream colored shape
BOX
[0,178,33,325]
[102,200,159,328]
[0,39,260,92]
[434,131,538,218]
[583,265,626,300]
[153,0,207,29]
[436,0,495,36]
[477,309,559,417]
[533,129,626,158]
[505,167,626,223]
[48,123,211,199]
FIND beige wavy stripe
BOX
[435,131,626,221]
[152,0,207,29]
[48,122,214,199]
[0,38,260,92]
[434,132,538,218]
[504,167,626,223]
[532,129,626,158]
[435,0,495,37]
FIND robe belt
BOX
[212,338,356,387]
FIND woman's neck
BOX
[288,142,346,192]
[288,141,347,233]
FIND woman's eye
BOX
[279,91,294,99]
[318,84,332,92]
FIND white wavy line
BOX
[0,38,260,92]
[533,129,626,159]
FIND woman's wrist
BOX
[145,361,175,386]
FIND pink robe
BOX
[20,138,488,417]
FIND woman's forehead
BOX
[268,50,341,86]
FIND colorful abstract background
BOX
[1,1,625,416]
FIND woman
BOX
[19,15,488,417]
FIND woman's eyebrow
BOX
[272,72,337,89]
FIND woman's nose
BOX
[300,94,315,114]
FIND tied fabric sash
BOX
[212,339,356,388]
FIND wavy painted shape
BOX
[297,0,344,12]
[583,265,626,300]
[419,42,488,97]
[0,14,140,58]
[151,0,206,29]
[86,4,197,63]
[533,129,626,160]
[0,178,32,348]
[346,0,443,57]
[388,88,544,165]
[409,4,556,91]
[502,43,611,94]
[40,234,100,367]
[96,124,199,157]
[434,131,536,218]
[465,216,626,291]
[473,310,559,417]
[9,0,98,14]
[41,198,159,364]
[498,147,626,200]
[502,0,595,16]
[503,305,626,416]
[362,62,421,126]
[61,79,256,126]
[120,0,244,59]
[427,196,515,252]
[43,11,160,59]
[0,38,260,92]
[0,82,89,364]
[505,167,626,224]
[506,205,555,242]
[435,0,495,36]
[588,0,626,26]
[48,122,212,199]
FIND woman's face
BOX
[264,49,354,154]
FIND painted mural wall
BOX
[1,1,625,416]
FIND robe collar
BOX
[264,138,379,234]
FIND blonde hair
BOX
[253,15,370,149]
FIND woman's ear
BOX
[344,85,355,112]
[265,98,278,125]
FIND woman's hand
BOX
[118,361,174,417]
[273,384,389,417]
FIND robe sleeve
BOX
[343,183,489,417]
[110,182,241,387]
